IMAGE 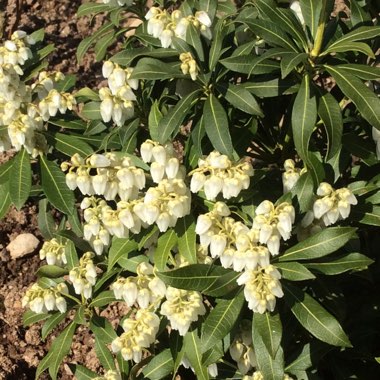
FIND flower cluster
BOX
[99,61,137,126]
[237,265,284,314]
[190,151,254,200]
[22,282,68,314]
[145,7,212,48]
[179,52,198,80]
[69,252,97,299]
[372,127,380,159]
[94,370,121,380]
[39,238,67,266]
[282,159,305,193]
[160,286,206,336]
[111,262,166,308]
[62,152,145,199]
[111,309,160,363]
[229,322,257,375]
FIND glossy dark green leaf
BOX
[90,315,117,344]
[52,132,93,157]
[95,336,116,371]
[142,349,174,380]
[280,227,356,262]
[203,94,233,157]
[201,291,245,353]
[149,101,162,141]
[202,270,240,297]
[90,290,116,308]
[40,155,75,215]
[77,3,112,16]
[275,262,316,281]
[0,183,11,219]
[9,148,31,210]
[349,0,371,26]
[184,330,209,380]
[41,312,67,340]
[323,41,375,57]
[36,265,68,278]
[155,229,177,271]
[291,172,314,212]
[186,24,204,61]
[333,64,380,80]
[280,52,308,79]
[129,58,180,80]
[111,47,178,66]
[95,31,115,61]
[23,310,49,327]
[220,55,280,75]
[283,283,351,347]
[0,158,13,184]
[244,77,298,98]
[326,25,380,48]
[38,199,56,239]
[175,215,197,264]
[81,102,102,120]
[299,0,322,40]
[67,364,97,379]
[209,19,225,70]
[108,237,138,271]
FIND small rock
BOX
[6,233,39,259]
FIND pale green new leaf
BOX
[283,283,351,347]
[280,227,356,262]
[142,349,174,380]
[305,252,374,275]
[204,94,233,157]
[325,65,380,130]
[9,148,31,210]
[155,229,177,271]
[253,311,282,358]
[40,155,75,215]
[201,291,245,353]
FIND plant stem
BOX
[310,0,329,59]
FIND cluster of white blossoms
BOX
[145,7,212,48]
[94,370,121,380]
[179,52,198,81]
[160,286,206,336]
[253,200,295,256]
[282,159,305,193]
[22,282,68,314]
[229,322,257,375]
[190,151,254,200]
[68,252,97,299]
[372,127,380,159]
[111,262,166,308]
[62,152,145,200]
[111,309,160,363]
[39,238,67,266]
[99,61,137,126]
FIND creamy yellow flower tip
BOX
[180,52,199,80]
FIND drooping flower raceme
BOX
[69,252,97,299]
[237,265,284,313]
[111,309,160,363]
[180,52,198,81]
[22,282,68,314]
[160,286,206,336]
[189,151,254,200]
[111,262,166,308]
[39,238,67,266]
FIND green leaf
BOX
[326,25,380,48]
[202,270,240,297]
[95,31,115,61]
[203,94,233,157]
[349,0,371,26]
[243,19,298,51]
[283,283,351,347]
[157,264,231,291]
[209,19,225,70]
[142,349,174,380]
[90,290,117,308]
[90,315,117,344]
[333,64,380,80]
[40,155,75,215]
[175,215,197,265]
[111,47,178,66]
[252,318,284,380]
[275,262,316,281]
[41,312,67,340]
[49,118,87,131]
[148,101,162,141]
[23,310,49,327]
[38,199,56,239]
[67,364,97,379]
[291,172,314,212]
[95,337,116,371]
[299,0,322,40]
[36,265,69,278]
[155,229,178,271]
[9,148,31,210]
[129,58,180,80]
[217,83,263,116]
[118,252,149,273]
[325,65,380,130]
[108,237,138,271]
[253,311,282,358]
[220,55,280,75]
[51,132,94,157]
[291,74,317,168]
[36,321,76,380]
[323,41,375,57]
[317,91,343,161]
[201,291,245,353]
[305,252,373,275]
[158,90,200,144]
[0,183,11,219]
[280,52,308,79]
[244,77,298,98]
[55,75,76,92]
[184,330,209,380]
[0,158,13,184]
[74,87,100,101]
[186,24,204,61]
[280,227,356,262]
[77,3,112,17]
[81,102,102,120]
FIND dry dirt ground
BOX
[0,0,351,379]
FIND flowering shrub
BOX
[1,0,380,379]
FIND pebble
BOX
[6,233,40,259]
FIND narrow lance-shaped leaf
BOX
[95,337,116,371]
[325,65,380,130]
[0,183,12,219]
[155,229,177,271]
[203,94,233,157]
[142,349,174,380]
[175,215,197,264]
[148,101,162,141]
[279,227,356,262]
[291,172,314,213]
[299,0,322,40]
[9,148,31,210]
[108,238,138,271]
[283,283,351,347]
[184,330,209,380]
[326,25,380,49]
[201,291,245,353]
[274,262,316,281]
[40,155,75,215]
